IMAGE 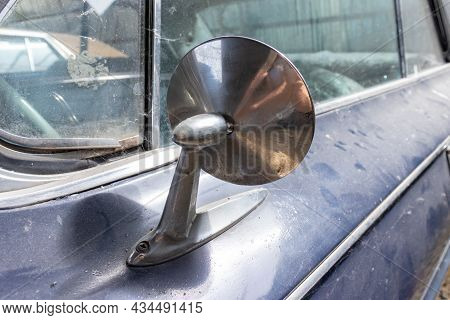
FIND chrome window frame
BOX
[150,0,162,149]
[0,144,180,209]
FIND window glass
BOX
[401,0,445,75]
[0,0,144,147]
[158,0,402,145]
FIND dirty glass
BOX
[158,0,401,145]
[0,0,144,147]
[401,0,445,75]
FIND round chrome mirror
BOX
[167,37,314,185]
[128,37,315,267]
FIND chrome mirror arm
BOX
[156,148,200,240]
[127,113,231,266]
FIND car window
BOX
[401,0,446,75]
[0,0,144,147]
[158,0,402,146]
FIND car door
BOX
[0,0,449,300]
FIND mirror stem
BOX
[127,113,230,266]
[157,148,200,240]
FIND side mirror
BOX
[127,37,315,267]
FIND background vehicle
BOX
[0,0,449,299]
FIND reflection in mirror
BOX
[0,0,144,149]
[167,37,315,185]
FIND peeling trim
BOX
[285,136,450,300]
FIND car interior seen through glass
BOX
[0,0,144,149]
[158,0,406,145]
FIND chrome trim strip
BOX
[285,136,450,300]
[0,145,180,209]
[0,168,65,182]
[315,64,450,116]
[394,0,407,77]
[151,0,162,148]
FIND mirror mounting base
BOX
[127,187,267,267]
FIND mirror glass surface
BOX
[167,37,314,185]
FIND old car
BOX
[0,0,449,300]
